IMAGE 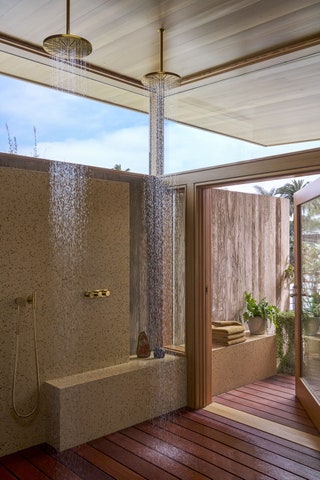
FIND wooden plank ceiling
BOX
[1,0,320,146]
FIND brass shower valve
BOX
[84,289,111,298]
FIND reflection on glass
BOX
[129,184,185,354]
[172,189,185,347]
[162,187,186,348]
[301,196,320,402]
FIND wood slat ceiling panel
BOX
[1,0,320,146]
[1,0,319,77]
[168,46,320,145]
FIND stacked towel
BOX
[212,321,246,346]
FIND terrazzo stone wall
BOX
[212,334,277,395]
[0,162,130,455]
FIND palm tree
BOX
[113,163,130,172]
[253,185,278,196]
[255,179,309,266]
[275,179,309,216]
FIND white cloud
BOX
[20,125,150,173]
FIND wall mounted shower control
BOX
[84,289,111,298]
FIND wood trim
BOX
[205,403,320,451]
[195,187,212,408]
[294,194,303,380]
[165,345,186,356]
[169,148,320,187]
[3,32,320,90]
[294,176,320,434]
[181,34,320,86]
[296,378,320,433]
[0,33,143,89]
[186,184,212,409]
[203,188,212,404]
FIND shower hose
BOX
[12,292,40,418]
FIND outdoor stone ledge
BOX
[212,333,277,396]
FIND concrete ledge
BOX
[44,354,187,451]
[212,333,277,396]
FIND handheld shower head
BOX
[27,291,37,310]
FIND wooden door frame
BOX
[294,177,320,432]
[188,185,212,407]
[169,148,320,409]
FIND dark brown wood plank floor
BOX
[1,375,319,480]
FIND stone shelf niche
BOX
[212,333,277,396]
[44,354,187,451]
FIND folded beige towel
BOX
[213,321,242,327]
[213,336,246,346]
[212,324,245,335]
[212,331,245,341]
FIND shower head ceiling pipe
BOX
[142,28,181,90]
[43,0,92,59]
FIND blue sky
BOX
[1,74,320,177]
[0,75,149,172]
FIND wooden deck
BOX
[1,375,319,479]
[212,373,319,436]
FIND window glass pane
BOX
[165,121,320,174]
[167,188,185,349]
[2,75,320,177]
[301,196,320,401]
[0,75,149,174]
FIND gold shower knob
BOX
[84,289,111,298]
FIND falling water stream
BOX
[49,161,88,342]
[49,162,88,262]
[142,64,185,349]
[50,55,88,95]
[48,42,90,342]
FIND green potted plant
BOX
[304,292,320,335]
[242,291,279,335]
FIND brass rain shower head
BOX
[142,28,181,90]
[43,0,92,59]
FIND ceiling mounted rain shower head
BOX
[43,0,92,59]
[43,33,92,59]
[142,28,181,90]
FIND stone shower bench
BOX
[44,354,187,451]
[211,332,277,396]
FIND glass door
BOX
[294,177,320,432]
